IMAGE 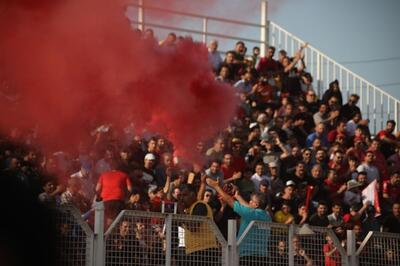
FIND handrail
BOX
[270,22,399,102]
[129,20,262,44]
[127,3,264,28]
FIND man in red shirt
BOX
[256,46,279,76]
[377,120,400,158]
[96,168,132,226]
[382,172,400,211]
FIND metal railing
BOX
[356,231,400,265]
[269,22,400,134]
[104,209,227,266]
[54,205,94,266]
[125,1,399,134]
[54,204,400,266]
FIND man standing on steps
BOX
[206,178,271,266]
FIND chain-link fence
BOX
[104,210,227,266]
[53,204,400,266]
[236,222,347,266]
[236,221,289,266]
[293,224,347,266]
[104,210,166,266]
[170,213,227,266]
[54,205,94,266]
[357,231,400,266]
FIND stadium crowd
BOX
[1,29,400,265]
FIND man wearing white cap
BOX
[142,153,156,184]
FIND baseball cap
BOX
[286,180,296,187]
[144,153,156,160]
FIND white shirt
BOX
[208,51,223,72]
[251,173,270,190]
[346,120,357,137]
[357,163,380,183]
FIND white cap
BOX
[286,180,296,187]
[144,153,156,161]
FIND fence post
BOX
[227,219,239,266]
[138,0,145,31]
[260,0,268,57]
[165,214,172,266]
[202,18,208,44]
[93,201,105,266]
[288,224,294,266]
[316,54,322,97]
[346,230,358,266]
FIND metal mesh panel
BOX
[55,205,94,266]
[105,210,166,266]
[237,221,289,266]
[357,232,400,266]
[294,225,347,266]
[170,213,227,266]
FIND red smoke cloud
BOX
[0,0,237,160]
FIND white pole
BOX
[260,0,268,57]
[138,0,144,31]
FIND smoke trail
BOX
[0,0,238,160]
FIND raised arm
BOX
[206,178,235,208]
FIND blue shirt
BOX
[233,201,271,257]
[305,132,329,148]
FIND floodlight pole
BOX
[260,0,269,57]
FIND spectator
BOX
[292,236,313,266]
[376,120,399,158]
[179,184,220,265]
[96,167,132,226]
[142,153,156,184]
[322,80,343,106]
[294,203,309,225]
[343,179,363,208]
[356,151,379,184]
[306,123,329,148]
[38,178,59,207]
[273,201,294,224]
[382,202,400,234]
[323,235,341,266]
[215,65,232,84]
[341,94,361,121]
[313,103,339,127]
[327,202,344,228]
[207,39,223,73]
[251,162,269,190]
[234,71,253,94]
[309,201,329,227]
[205,137,225,162]
[256,46,279,76]
[60,177,91,213]
[206,177,271,264]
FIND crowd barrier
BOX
[54,203,399,266]
[357,231,400,265]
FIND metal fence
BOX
[103,210,227,266]
[235,221,347,266]
[54,204,400,266]
[54,205,94,266]
[125,0,400,134]
[356,231,400,266]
